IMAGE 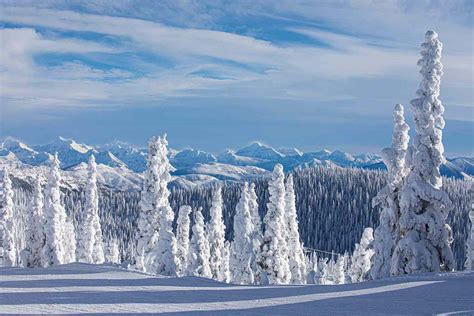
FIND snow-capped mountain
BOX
[1,136,472,191]
[236,142,285,161]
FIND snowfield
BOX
[0,264,472,315]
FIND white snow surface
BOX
[0,263,472,315]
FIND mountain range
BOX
[0,136,472,190]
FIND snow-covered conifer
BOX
[285,174,306,284]
[350,228,374,283]
[222,240,231,283]
[465,186,473,271]
[258,164,291,284]
[371,104,409,279]
[248,183,263,283]
[188,207,211,278]
[176,205,192,276]
[392,31,454,275]
[150,135,178,276]
[134,136,162,271]
[20,175,45,267]
[207,186,226,281]
[77,155,105,264]
[63,216,76,263]
[230,183,255,285]
[43,154,68,266]
[106,238,121,264]
[0,167,16,267]
[334,255,345,285]
[134,135,178,275]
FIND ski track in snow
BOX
[0,264,473,315]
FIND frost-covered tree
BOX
[134,135,178,275]
[150,135,178,276]
[392,31,454,275]
[258,164,291,284]
[285,174,306,284]
[222,240,231,283]
[43,154,68,266]
[230,183,255,285]
[63,216,76,264]
[371,104,410,279]
[334,255,345,285]
[134,136,162,271]
[106,238,121,264]
[176,205,192,276]
[248,183,263,283]
[20,175,45,267]
[0,167,16,267]
[77,155,105,264]
[207,186,226,281]
[350,228,374,283]
[465,188,473,271]
[188,207,211,278]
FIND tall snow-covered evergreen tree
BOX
[0,167,16,267]
[77,155,105,264]
[258,164,291,284]
[230,183,255,285]
[248,183,263,284]
[63,216,76,264]
[150,135,178,276]
[392,31,454,275]
[207,186,226,281]
[176,205,192,276]
[106,238,121,264]
[371,104,410,279]
[350,228,374,283]
[285,174,306,284]
[465,188,473,271]
[43,154,68,266]
[134,136,162,272]
[20,175,45,267]
[334,255,345,285]
[188,207,212,278]
[222,240,231,283]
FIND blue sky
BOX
[0,0,472,156]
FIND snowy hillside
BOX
[0,263,472,315]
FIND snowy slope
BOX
[0,264,472,315]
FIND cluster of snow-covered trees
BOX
[1,31,472,283]
[370,30,461,279]
[0,154,106,267]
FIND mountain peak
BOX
[236,142,284,160]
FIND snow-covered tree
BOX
[230,183,255,285]
[43,154,68,266]
[248,183,263,284]
[134,135,178,275]
[285,174,306,284]
[222,240,231,283]
[258,164,291,284]
[392,31,454,275]
[371,104,410,279]
[134,136,162,272]
[20,175,45,267]
[350,228,374,283]
[465,184,473,271]
[176,205,192,276]
[63,216,76,264]
[150,135,178,276]
[0,167,16,267]
[334,255,345,285]
[106,238,121,264]
[77,155,105,264]
[207,186,226,281]
[188,207,211,278]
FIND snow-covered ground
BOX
[0,264,472,315]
